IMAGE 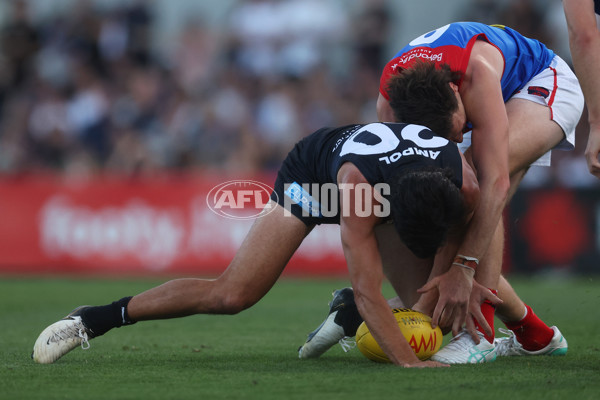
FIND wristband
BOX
[453,256,478,272]
[452,262,476,273]
[456,254,479,265]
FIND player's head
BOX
[386,60,464,141]
[388,167,465,258]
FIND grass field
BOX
[1,276,599,400]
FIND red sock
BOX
[503,304,554,351]
[473,289,497,343]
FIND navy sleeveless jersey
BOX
[285,123,463,188]
[326,123,463,188]
[272,122,464,224]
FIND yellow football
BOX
[355,308,442,363]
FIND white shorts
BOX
[458,55,584,166]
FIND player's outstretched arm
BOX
[564,0,600,178]
[337,163,447,368]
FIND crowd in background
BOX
[0,0,597,187]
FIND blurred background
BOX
[0,0,598,277]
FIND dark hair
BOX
[386,60,463,138]
[388,167,466,258]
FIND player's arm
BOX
[563,0,600,177]
[458,42,510,273]
[337,163,446,368]
[420,43,510,335]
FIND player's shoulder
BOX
[467,40,505,74]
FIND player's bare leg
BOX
[32,202,313,363]
[491,99,568,355]
[492,168,530,323]
[128,203,312,319]
[496,276,526,320]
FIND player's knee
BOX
[214,292,258,315]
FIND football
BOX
[355,308,442,363]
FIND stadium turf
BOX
[1,276,599,400]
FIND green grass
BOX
[1,276,599,400]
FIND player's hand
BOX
[584,126,600,178]
[411,287,439,317]
[417,264,474,337]
[465,280,503,343]
[412,290,452,336]
[401,360,449,368]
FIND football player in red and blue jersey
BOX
[374,22,583,364]
[564,0,600,178]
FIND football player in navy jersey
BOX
[564,0,600,178]
[31,120,491,368]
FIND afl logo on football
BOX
[207,180,277,220]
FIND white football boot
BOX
[494,326,567,356]
[32,306,93,364]
[431,329,497,364]
[298,288,363,359]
